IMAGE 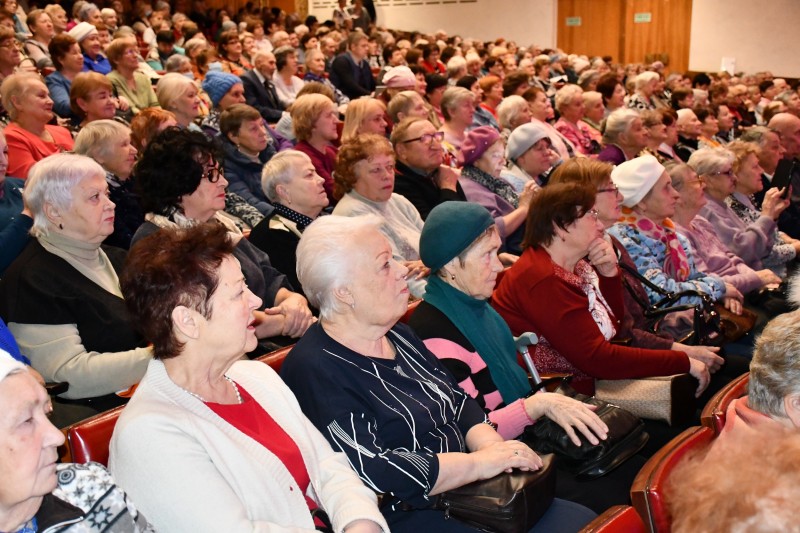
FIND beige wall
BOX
[689,0,800,77]
[308,0,557,47]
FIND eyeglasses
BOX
[583,208,599,221]
[711,169,734,177]
[204,165,223,183]
[597,184,619,194]
[686,176,705,185]
[401,131,445,145]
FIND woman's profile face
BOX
[637,171,680,221]
[675,169,707,212]
[80,34,102,58]
[353,152,395,203]
[307,52,325,75]
[474,140,505,177]
[173,85,200,121]
[594,178,623,229]
[100,134,138,180]
[80,87,116,121]
[218,83,246,111]
[279,159,328,213]
[360,105,387,135]
[735,153,764,195]
[449,228,503,300]
[608,83,625,109]
[180,158,228,221]
[0,372,65,513]
[564,205,603,254]
[232,118,268,154]
[62,43,85,72]
[528,91,551,121]
[57,172,116,243]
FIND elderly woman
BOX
[641,109,680,163]
[456,75,500,131]
[110,223,387,532]
[341,97,387,144]
[690,147,789,272]
[2,73,74,179]
[554,84,597,156]
[523,86,575,161]
[492,181,710,397]
[130,107,177,151]
[668,162,780,298]
[386,90,428,125]
[281,215,595,532]
[626,71,659,111]
[292,93,341,204]
[69,21,110,74]
[458,126,536,255]
[217,29,252,76]
[596,108,648,165]
[106,37,159,115]
[502,121,557,193]
[725,141,799,276]
[303,47,349,107]
[596,73,626,116]
[200,70,246,136]
[581,90,605,134]
[69,71,117,130]
[44,4,67,34]
[331,135,428,296]
[46,33,84,119]
[0,154,152,423]
[23,9,54,68]
[133,127,314,346]
[74,120,142,249]
[0,350,154,532]
[439,86,477,163]
[221,103,276,216]
[607,155,735,313]
[156,72,202,130]
[272,45,304,107]
[478,74,503,120]
[250,150,329,292]
[496,94,532,138]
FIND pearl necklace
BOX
[180,375,242,404]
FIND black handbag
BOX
[433,453,556,533]
[520,378,649,480]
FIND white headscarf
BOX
[0,348,26,382]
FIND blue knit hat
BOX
[420,202,494,271]
[202,71,241,108]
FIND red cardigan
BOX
[6,122,74,179]
[491,246,689,394]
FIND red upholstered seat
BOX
[700,372,749,435]
[579,505,646,532]
[66,405,125,466]
[630,426,715,532]
[254,345,294,374]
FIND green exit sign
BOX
[565,16,582,26]
[634,12,652,23]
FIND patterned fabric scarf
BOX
[272,203,314,231]
[553,258,618,341]
[461,164,519,208]
[619,206,690,281]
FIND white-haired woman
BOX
[581,90,604,134]
[74,119,141,249]
[690,147,789,271]
[597,108,648,165]
[626,71,659,111]
[0,154,152,425]
[439,86,476,163]
[281,214,596,533]
[554,84,597,156]
[156,72,202,130]
[249,150,329,293]
[496,94,532,140]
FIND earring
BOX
[450,273,456,280]
[58,223,63,230]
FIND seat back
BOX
[398,299,421,324]
[255,344,294,374]
[630,426,715,532]
[66,405,125,466]
[700,372,749,435]
[579,505,646,533]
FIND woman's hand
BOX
[402,260,430,280]
[587,238,619,277]
[344,519,382,533]
[761,187,790,220]
[498,252,518,266]
[267,292,315,337]
[688,357,711,397]
[524,392,608,446]
[723,282,744,315]
[756,268,782,288]
[115,95,131,112]
[518,181,538,209]
[672,343,724,373]
[470,440,543,478]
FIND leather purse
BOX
[595,373,697,426]
[521,379,649,480]
[433,453,556,533]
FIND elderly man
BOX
[241,50,285,123]
[391,117,465,220]
[768,113,800,236]
[740,126,786,208]
[674,108,703,161]
[502,121,555,192]
[329,32,375,99]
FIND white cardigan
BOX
[109,359,388,533]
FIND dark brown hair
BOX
[522,182,596,249]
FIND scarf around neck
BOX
[273,203,314,231]
[461,165,519,208]
[619,207,690,282]
[423,275,530,403]
[551,256,618,341]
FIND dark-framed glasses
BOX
[401,131,445,145]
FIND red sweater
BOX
[293,141,338,205]
[491,246,689,394]
[6,122,74,179]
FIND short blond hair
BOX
[291,93,337,141]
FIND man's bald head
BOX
[769,113,800,159]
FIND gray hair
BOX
[156,73,195,111]
[74,120,132,166]
[740,126,774,148]
[251,49,275,64]
[183,37,208,56]
[446,56,466,78]
[1,73,44,121]
[602,108,640,145]
[165,54,191,73]
[24,154,106,238]
[687,147,735,177]
[440,86,473,122]
[554,84,583,113]
[296,214,383,320]
[496,95,529,130]
[77,2,99,21]
[749,311,800,419]
[261,150,313,203]
[634,71,659,91]
[665,162,695,191]
[386,91,422,124]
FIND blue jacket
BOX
[221,138,276,216]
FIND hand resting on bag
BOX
[524,392,609,446]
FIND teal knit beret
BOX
[420,202,494,271]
